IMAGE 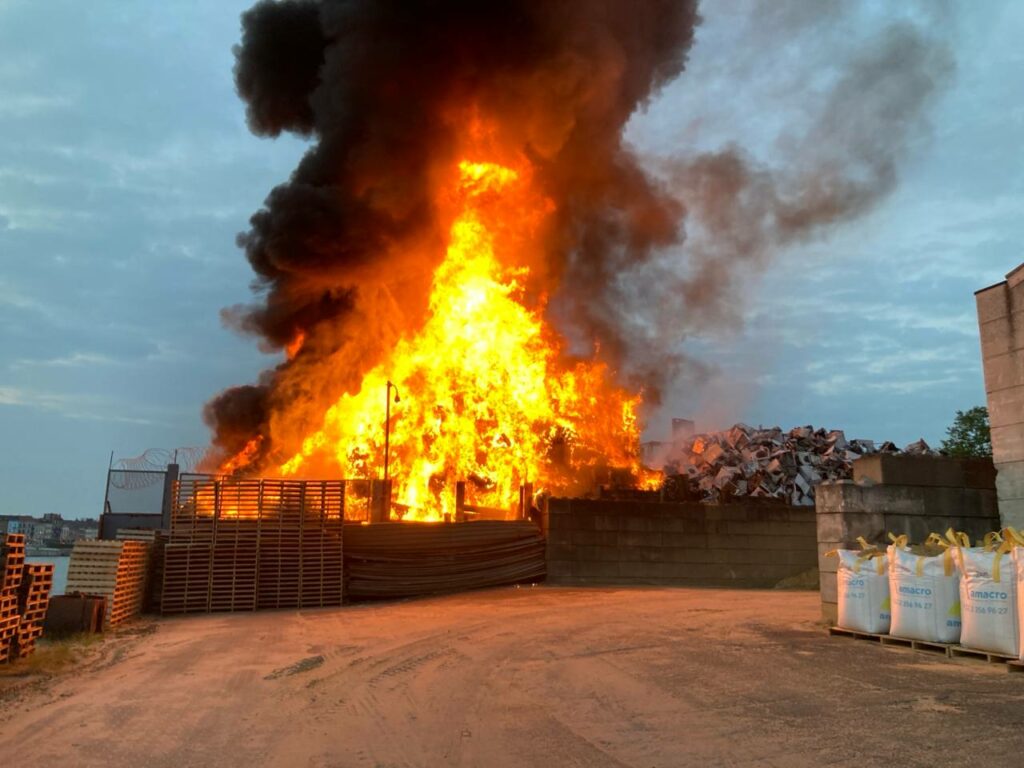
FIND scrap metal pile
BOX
[661,424,936,506]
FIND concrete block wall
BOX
[816,464,999,623]
[977,263,1024,528]
[546,499,817,588]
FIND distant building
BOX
[0,515,99,549]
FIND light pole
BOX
[383,380,401,483]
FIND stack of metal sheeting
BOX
[344,520,546,599]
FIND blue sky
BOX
[1,1,1021,518]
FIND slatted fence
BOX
[161,477,344,614]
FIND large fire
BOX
[223,154,653,520]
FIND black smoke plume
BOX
[206,0,953,468]
[206,0,700,465]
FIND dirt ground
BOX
[1,586,1023,767]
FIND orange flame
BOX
[227,156,653,518]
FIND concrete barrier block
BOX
[575,545,623,563]
[547,510,571,531]
[659,517,708,534]
[662,532,710,548]
[816,513,845,542]
[658,547,719,564]
[853,454,996,490]
[574,560,621,580]
[818,542,839,574]
[821,601,838,625]
[571,530,619,546]
[620,516,663,532]
[704,533,750,549]
[546,537,575,560]
[626,546,667,564]
[618,561,667,579]
[751,534,818,551]
[618,531,662,548]
[546,560,573,582]
[819,569,837,601]
[960,488,1000,518]
[838,512,886,545]
[1000,498,1024,530]
[718,520,817,537]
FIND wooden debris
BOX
[661,425,938,505]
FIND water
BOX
[26,556,69,596]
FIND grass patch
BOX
[0,633,103,679]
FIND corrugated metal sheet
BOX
[344,520,546,599]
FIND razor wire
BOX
[110,447,209,489]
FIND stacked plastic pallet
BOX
[0,534,25,661]
[0,534,54,661]
[66,540,150,626]
[15,563,53,657]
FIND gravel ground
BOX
[1,586,1022,767]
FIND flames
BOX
[224,155,653,520]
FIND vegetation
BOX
[940,406,992,458]
[0,633,101,680]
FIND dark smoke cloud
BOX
[207,0,700,465]
[233,0,325,137]
[556,9,955,406]
[207,0,954,465]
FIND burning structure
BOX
[202,1,953,521]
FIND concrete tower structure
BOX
[976,262,1024,527]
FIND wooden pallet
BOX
[948,645,1018,664]
[164,478,344,614]
[829,627,1024,670]
[67,540,150,626]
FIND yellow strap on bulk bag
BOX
[989,528,1024,584]
[926,528,970,577]
[981,531,1004,550]
[1002,527,1024,547]
[824,539,885,575]
[888,532,921,575]
[831,537,884,575]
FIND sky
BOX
[0,1,1021,519]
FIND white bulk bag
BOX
[834,548,890,634]
[887,544,960,643]
[955,544,1018,656]
[1014,545,1024,661]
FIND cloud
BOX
[0,384,165,426]
[0,93,76,119]
[10,351,120,370]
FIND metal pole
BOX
[100,450,114,539]
[384,381,392,483]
